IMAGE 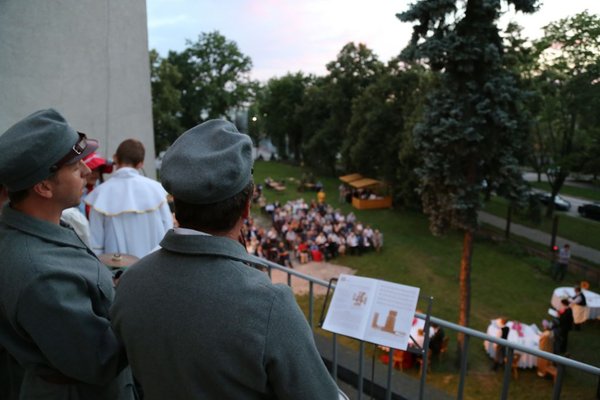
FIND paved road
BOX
[478,211,600,264]
[522,172,598,218]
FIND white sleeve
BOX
[159,200,174,231]
[88,208,105,255]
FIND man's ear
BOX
[32,180,54,199]
[135,161,144,170]
[241,198,251,219]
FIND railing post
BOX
[457,334,469,400]
[332,333,338,380]
[552,364,565,400]
[418,297,434,400]
[287,271,292,287]
[386,348,393,400]
[357,341,364,400]
[500,347,514,400]
[308,282,314,329]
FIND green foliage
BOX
[530,11,600,213]
[149,50,184,154]
[397,0,536,335]
[258,73,311,160]
[167,31,258,130]
[302,43,384,173]
[398,0,534,236]
[345,60,432,207]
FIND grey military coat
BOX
[112,230,339,400]
[0,205,135,400]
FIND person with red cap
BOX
[80,152,113,218]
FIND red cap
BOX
[83,152,113,173]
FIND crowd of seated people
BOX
[244,198,383,266]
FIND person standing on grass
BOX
[553,243,571,282]
[111,120,341,400]
[555,299,574,354]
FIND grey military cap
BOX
[0,109,98,191]
[160,119,253,204]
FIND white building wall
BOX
[0,0,156,177]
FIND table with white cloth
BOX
[378,318,434,370]
[484,319,541,369]
[409,318,434,349]
[550,287,600,323]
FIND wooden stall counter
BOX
[352,196,392,210]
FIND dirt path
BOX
[270,261,356,296]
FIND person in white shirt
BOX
[553,243,571,282]
[86,139,173,258]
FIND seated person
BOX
[429,323,445,355]
[570,285,587,306]
[297,241,310,264]
[492,318,509,371]
[537,320,555,377]
[570,286,587,329]
[277,241,291,267]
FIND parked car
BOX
[534,192,571,211]
[578,202,600,221]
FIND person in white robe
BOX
[86,139,173,258]
[61,206,92,247]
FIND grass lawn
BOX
[528,180,600,202]
[253,160,600,400]
[483,196,600,251]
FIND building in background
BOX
[0,0,156,177]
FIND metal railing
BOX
[257,257,600,400]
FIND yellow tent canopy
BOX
[349,178,382,189]
[339,173,363,183]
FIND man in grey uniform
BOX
[111,120,340,399]
[0,109,135,400]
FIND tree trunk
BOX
[505,205,512,239]
[456,230,474,367]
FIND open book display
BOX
[322,274,420,350]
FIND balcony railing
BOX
[257,257,600,400]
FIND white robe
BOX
[86,167,173,258]
[61,207,91,247]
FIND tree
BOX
[531,11,600,214]
[346,60,432,207]
[258,73,310,161]
[295,77,331,170]
[501,23,545,183]
[149,50,184,154]
[303,43,384,173]
[168,31,257,130]
[398,0,535,362]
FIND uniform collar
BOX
[159,229,267,268]
[113,167,141,178]
[1,204,88,249]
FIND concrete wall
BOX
[0,0,156,177]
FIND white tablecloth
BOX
[484,319,540,369]
[550,287,600,322]
[409,318,434,349]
